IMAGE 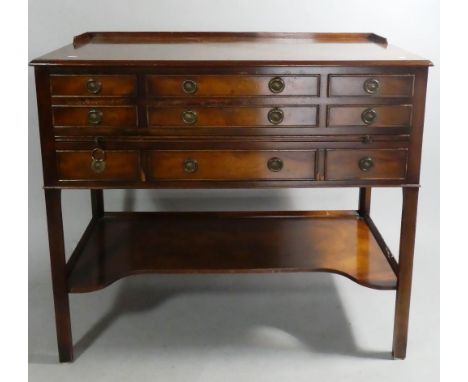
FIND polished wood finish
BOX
[50,75,137,97]
[52,106,137,127]
[148,150,316,181]
[328,75,414,97]
[67,211,397,292]
[31,32,431,67]
[30,32,431,362]
[327,105,412,128]
[358,187,372,216]
[56,150,140,181]
[71,32,389,47]
[147,75,319,97]
[393,188,419,359]
[147,105,318,127]
[44,190,73,362]
[325,149,408,180]
[90,190,104,218]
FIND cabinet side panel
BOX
[406,67,429,183]
[34,66,58,186]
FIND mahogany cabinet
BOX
[30,32,432,362]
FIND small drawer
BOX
[52,106,137,127]
[325,149,408,181]
[327,105,412,128]
[57,150,140,181]
[146,75,319,97]
[148,150,316,181]
[147,105,318,127]
[328,75,414,97]
[50,75,137,97]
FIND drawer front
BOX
[57,151,140,181]
[50,75,137,97]
[148,150,316,181]
[325,149,408,181]
[147,75,319,97]
[53,106,137,127]
[147,106,317,127]
[328,75,414,97]
[327,105,412,128]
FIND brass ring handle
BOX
[361,108,378,125]
[363,78,380,95]
[88,108,103,125]
[182,80,198,95]
[269,77,285,93]
[183,158,198,173]
[267,157,283,172]
[90,148,106,173]
[267,108,284,125]
[358,157,374,172]
[86,78,102,94]
[182,110,198,125]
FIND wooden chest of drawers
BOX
[31,32,431,362]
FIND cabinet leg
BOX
[44,189,74,362]
[358,187,372,216]
[392,187,419,359]
[91,189,104,218]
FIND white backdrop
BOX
[28,1,439,379]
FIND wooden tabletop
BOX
[30,32,432,67]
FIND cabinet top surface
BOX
[30,32,432,67]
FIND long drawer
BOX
[147,105,318,127]
[53,146,410,184]
[147,150,317,181]
[146,75,320,97]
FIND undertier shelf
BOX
[66,211,398,292]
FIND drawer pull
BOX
[90,148,106,173]
[361,108,378,125]
[361,135,373,144]
[363,78,380,94]
[267,157,283,172]
[358,157,374,172]
[182,110,198,125]
[182,80,198,95]
[269,77,285,93]
[183,159,198,173]
[86,78,102,94]
[88,108,103,125]
[268,108,284,125]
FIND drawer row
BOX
[52,104,412,128]
[56,148,408,183]
[50,74,415,98]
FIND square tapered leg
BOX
[393,187,419,359]
[44,189,73,362]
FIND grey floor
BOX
[28,189,439,381]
